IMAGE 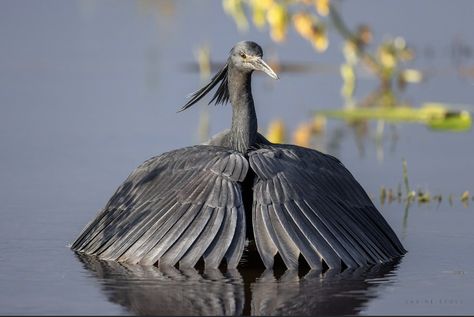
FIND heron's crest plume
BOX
[178,63,229,112]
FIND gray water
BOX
[0,0,473,315]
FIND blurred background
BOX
[0,0,473,315]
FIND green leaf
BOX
[316,103,472,132]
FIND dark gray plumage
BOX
[71,41,406,270]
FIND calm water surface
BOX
[0,1,473,315]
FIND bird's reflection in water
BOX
[76,254,401,316]
[76,254,245,315]
[252,263,400,316]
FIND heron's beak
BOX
[253,57,279,80]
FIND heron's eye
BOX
[239,52,247,59]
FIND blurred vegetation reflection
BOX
[222,0,472,142]
[138,0,473,205]
[220,0,473,208]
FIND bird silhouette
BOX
[71,41,406,270]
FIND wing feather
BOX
[267,203,300,269]
[203,206,237,268]
[120,201,189,263]
[159,205,213,267]
[179,206,224,268]
[71,145,249,268]
[249,144,406,270]
[139,202,199,266]
[272,202,325,269]
[253,203,278,268]
[224,205,246,268]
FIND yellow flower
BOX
[293,12,314,40]
[250,0,273,29]
[271,25,287,42]
[400,69,423,83]
[315,0,330,16]
[258,0,274,8]
[293,122,313,147]
[340,63,355,99]
[378,47,396,69]
[252,8,266,28]
[266,119,286,144]
[267,3,286,27]
[343,40,358,64]
[311,27,328,52]
[267,3,288,42]
[312,115,326,134]
[222,0,248,31]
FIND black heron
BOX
[71,41,406,270]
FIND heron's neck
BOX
[228,67,257,153]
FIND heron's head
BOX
[179,41,278,112]
[228,41,279,79]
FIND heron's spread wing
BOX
[72,145,248,268]
[249,144,405,270]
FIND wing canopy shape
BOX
[72,145,248,268]
[249,144,406,270]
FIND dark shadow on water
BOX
[75,253,401,316]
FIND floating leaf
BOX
[426,109,472,132]
[316,103,473,132]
